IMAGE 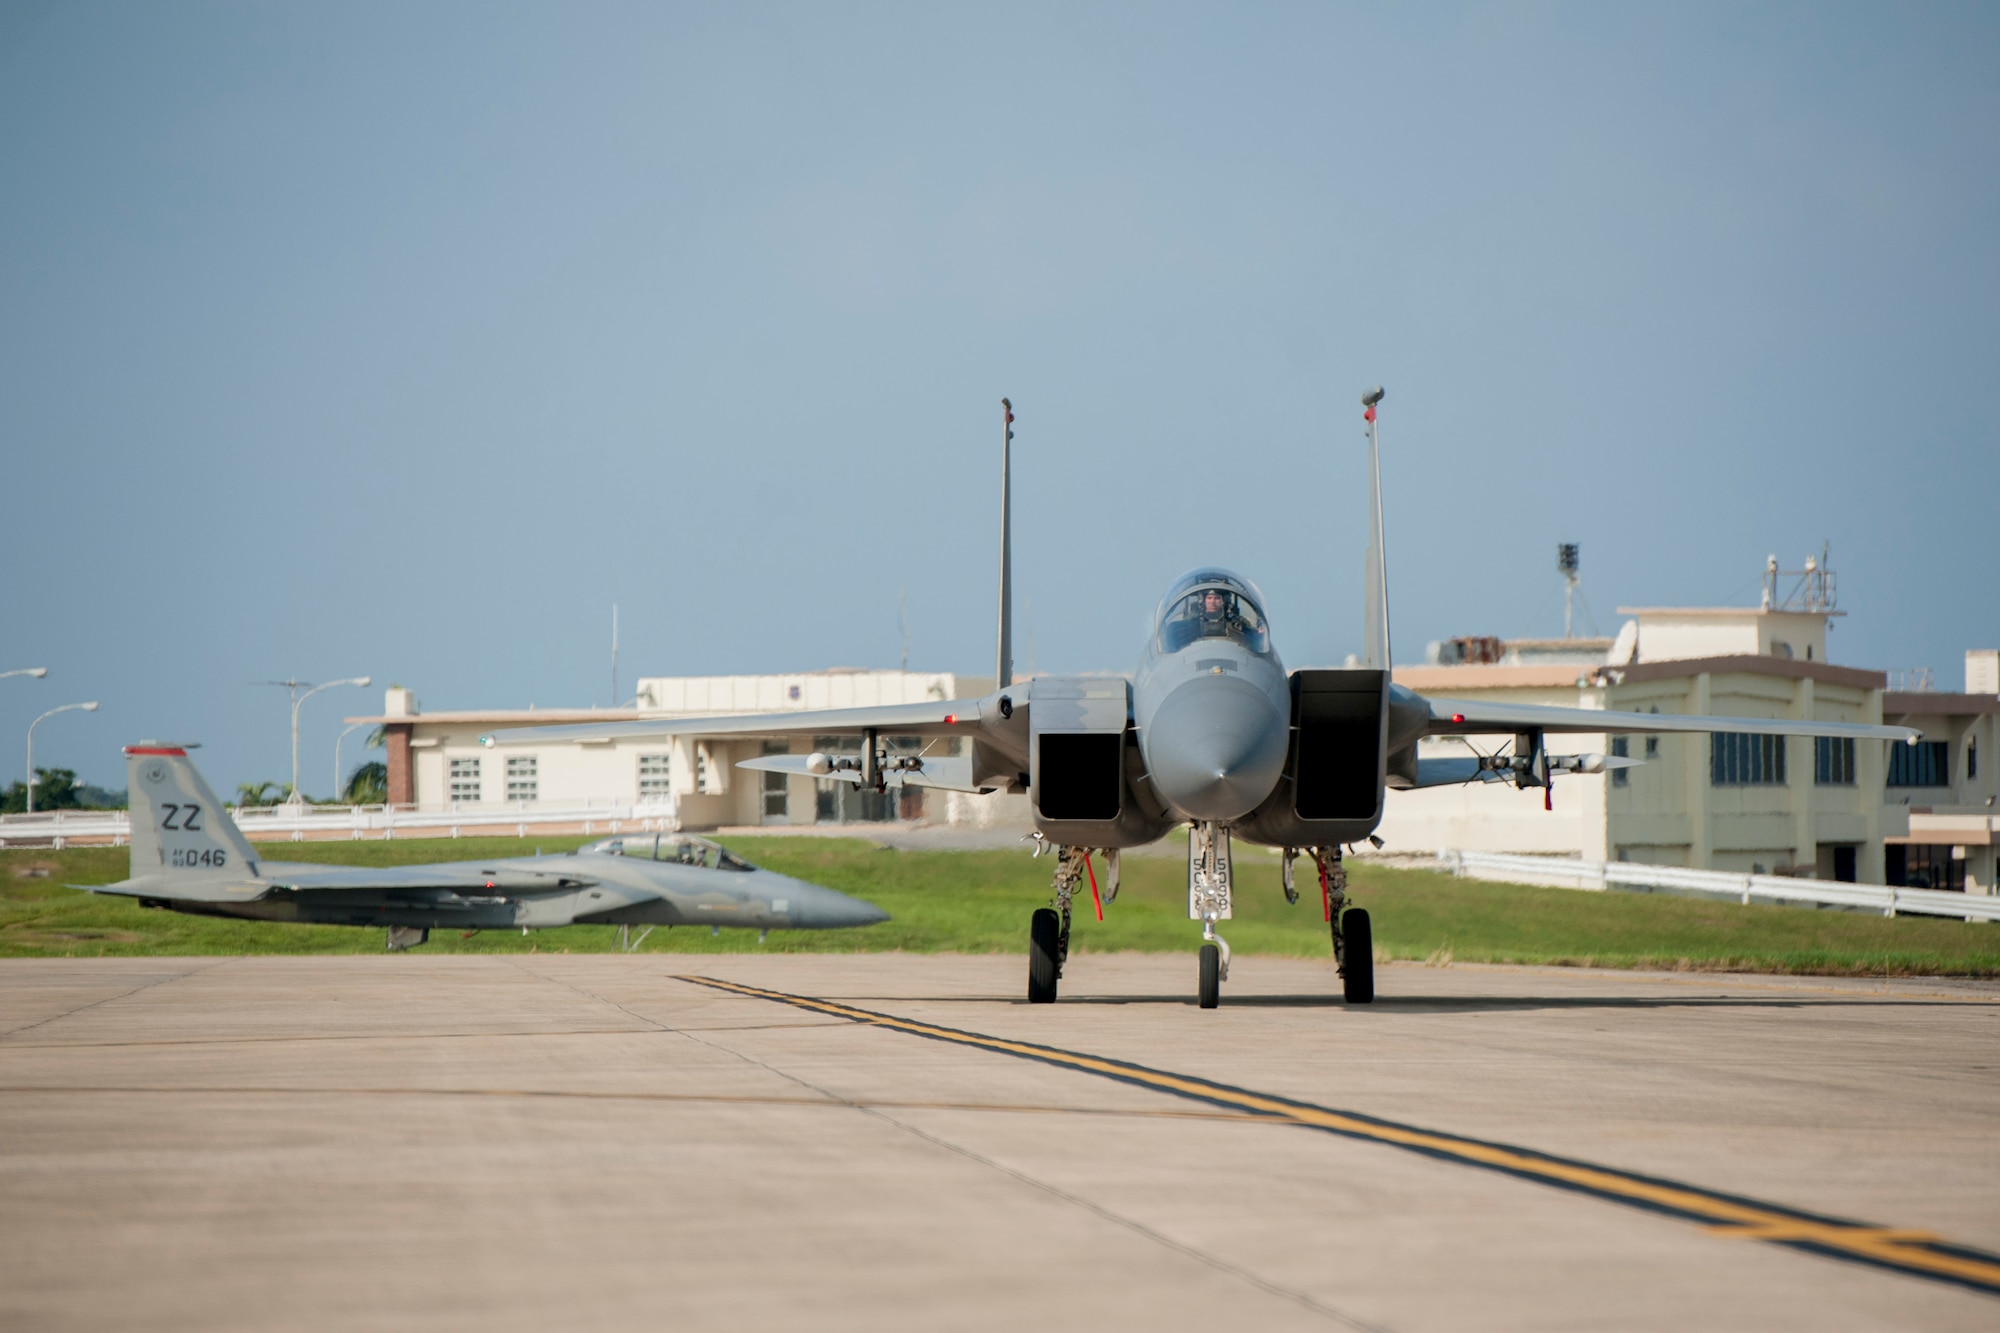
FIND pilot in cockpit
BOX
[1197,588,1241,638]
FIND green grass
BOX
[4,837,1997,976]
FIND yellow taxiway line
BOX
[680,975,2000,1298]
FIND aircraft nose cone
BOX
[1143,675,1288,821]
[770,874,890,930]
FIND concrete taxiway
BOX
[0,954,1996,1331]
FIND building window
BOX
[638,753,673,798]
[1644,735,1659,759]
[1886,844,1965,892]
[506,755,538,802]
[1711,733,1786,786]
[448,757,481,804]
[761,740,789,820]
[1814,736,1855,786]
[1969,738,1978,781]
[1886,740,1950,788]
[1610,736,1629,787]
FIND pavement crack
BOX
[670,1016,1386,1331]
[0,959,233,1041]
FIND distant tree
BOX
[0,768,82,814]
[343,761,388,804]
[235,781,282,808]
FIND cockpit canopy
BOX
[1154,568,1271,655]
[581,833,755,872]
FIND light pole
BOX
[2,668,49,683]
[263,677,371,804]
[26,701,99,813]
[333,722,369,805]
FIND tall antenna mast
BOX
[995,398,1014,689]
[1557,543,1581,639]
[610,604,619,706]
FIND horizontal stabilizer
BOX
[737,753,992,794]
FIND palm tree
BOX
[235,781,280,808]
[343,762,389,804]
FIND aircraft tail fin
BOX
[995,397,1014,689]
[125,745,261,882]
[1360,387,1392,670]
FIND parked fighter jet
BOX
[484,392,1919,1006]
[87,745,887,950]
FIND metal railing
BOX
[1436,849,2000,923]
[0,800,678,848]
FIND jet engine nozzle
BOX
[1142,676,1288,822]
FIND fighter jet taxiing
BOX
[87,745,887,950]
[485,391,1918,1007]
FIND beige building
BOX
[350,670,1014,831]
[1384,602,1999,893]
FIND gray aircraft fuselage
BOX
[1131,572,1293,825]
[131,841,888,935]
[92,745,888,946]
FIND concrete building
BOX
[1882,668,1999,893]
[348,671,1020,832]
[1382,592,1999,891]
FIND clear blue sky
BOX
[3,3,1995,795]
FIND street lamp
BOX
[26,701,100,814]
[265,677,371,804]
[334,721,369,805]
[2,668,49,683]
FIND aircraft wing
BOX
[90,860,600,904]
[481,698,982,748]
[1421,697,1920,744]
[261,862,601,893]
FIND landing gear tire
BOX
[1340,909,1374,1005]
[1028,908,1062,1004]
[1198,942,1221,1009]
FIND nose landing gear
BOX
[1190,821,1233,1008]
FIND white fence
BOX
[1437,849,2000,923]
[0,800,678,848]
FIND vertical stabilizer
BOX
[125,745,260,882]
[1360,387,1392,669]
[996,398,1014,689]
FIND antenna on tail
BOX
[1361,386,1391,670]
[996,398,1014,689]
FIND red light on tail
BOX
[1451,713,1465,724]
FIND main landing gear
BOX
[1026,843,1090,1003]
[1310,846,1373,1004]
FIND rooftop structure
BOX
[1387,548,2000,892]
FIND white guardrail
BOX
[0,801,678,848]
[1437,849,2000,923]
